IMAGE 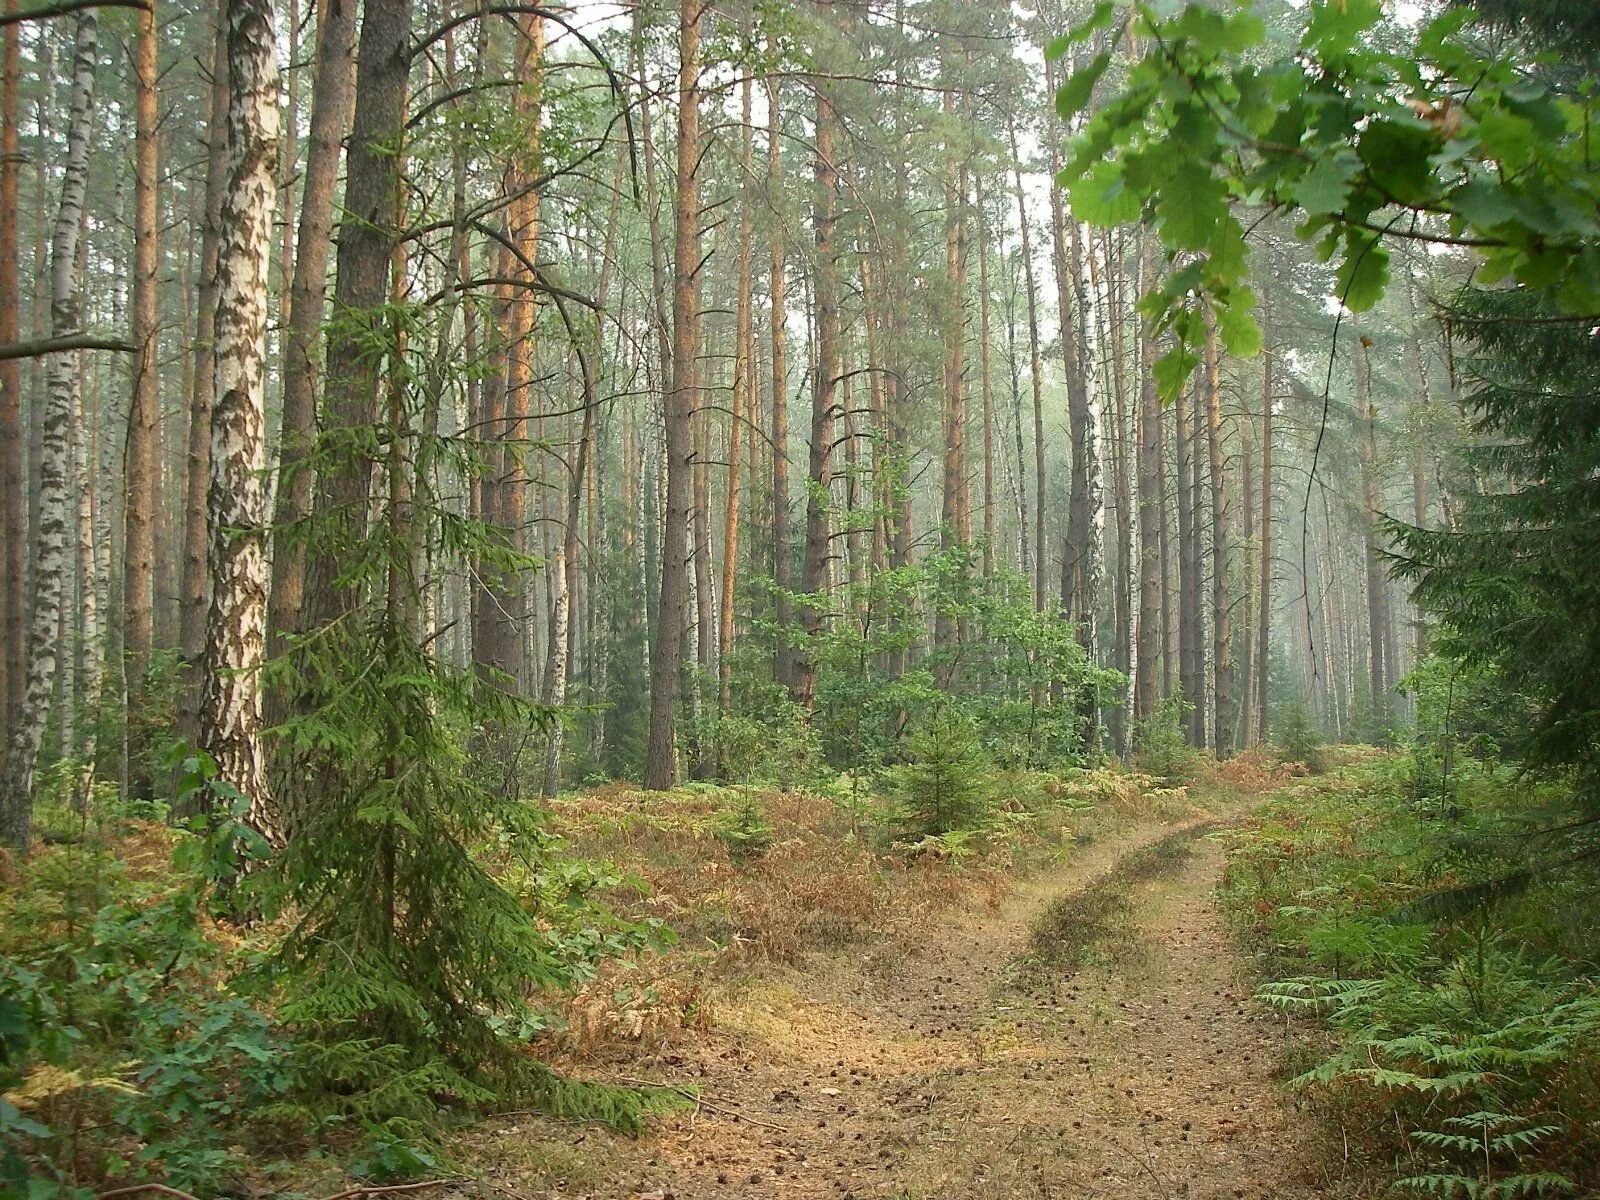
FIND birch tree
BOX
[0,9,98,852]
[200,0,279,839]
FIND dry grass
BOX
[542,767,1192,1064]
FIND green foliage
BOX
[1388,287,1600,814]
[1057,0,1600,396]
[885,707,991,843]
[1273,697,1325,774]
[1224,763,1600,1195]
[806,557,1121,774]
[268,617,661,1131]
[1131,694,1200,784]
[714,790,775,864]
[0,775,297,1197]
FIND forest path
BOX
[478,802,1326,1199]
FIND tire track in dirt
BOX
[469,811,1324,1199]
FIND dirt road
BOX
[468,812,1326,1199]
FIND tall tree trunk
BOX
[1045,60,1095,645]
[1107,228,1134,753]
[542,306,595,798]
[767,78,792,692]
[1356,336,1389,731]
[1008,108,1046,610]
[1256,320,1273,744]
[1176,374,1202,744]
[0,0,22,744]
[179,9,228,754]
[202,0,278,839]
[1204,314,1234,754]
[976,176,995,578]
[123,0,160,790]
[935,87,968,662]
[1,9,97,852]
[300,0,410,632]
[792,50,838,713]
[265,0,357,654]
[718,57,753,717]
[485,12,543,690]
[643,0,701,788]
[1133,238,1162,724]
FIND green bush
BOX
[886,707,991,843]
[1223,762,1600,1197]
[1272,697,1325,774]
[1132,694,1200,783]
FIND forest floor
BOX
[457,784,1332,1200]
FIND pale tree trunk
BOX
[1256,319,1273,744]
[976,174,995,579]
[1107,228,1134,753]
[1006,112,1046,611]
[179,7,228,755]
[541,306,597,798]
[767,78,792,691]
[74,338,101,785]
[1204,313,1234,754]
[124,0,159,765]
[643,0,701,788]
[1,0,24,744]
[1356,336,1389,730]
[1,9,97,852]
[1176,374,1203,744]
[1133,237,1162,723]
[717,52,752,718]
[202,0,278,840]
[792,52,838,712]
[265,0,357,653]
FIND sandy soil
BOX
[463,812,1327,1200]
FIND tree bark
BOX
[1176,374,1202,744]
[1,8,97,852]
[791,42,838,713]
[202,0,278,840]
[718,55,753,717]
[300,0,410,632]
[1256,321,1273,744]
[178,5,227,757]
[767,78,792,692]
[1356,336,1389,731]
[0,0,21,744]
[122,0,159,791]
[1008,105,1046,611]
[643,0,701,788]
[1133,237,1162,724]
[265,0,357,654]
[1204,313,1234,754]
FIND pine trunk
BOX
[123,0,159,751]
[643,0,700,788]
[265,0,357,652]
[791,60,838,712]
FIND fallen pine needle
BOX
[613,1075,791,1132]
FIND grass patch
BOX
[1015,824,1210,979]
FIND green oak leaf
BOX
[1057,52,1112,119]
[1292,149,1360,217]
[1069,159,1144,226]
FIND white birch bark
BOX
[0,10,97,852]
[200,0,278,842]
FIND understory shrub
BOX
[1225,761,1600,1196]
